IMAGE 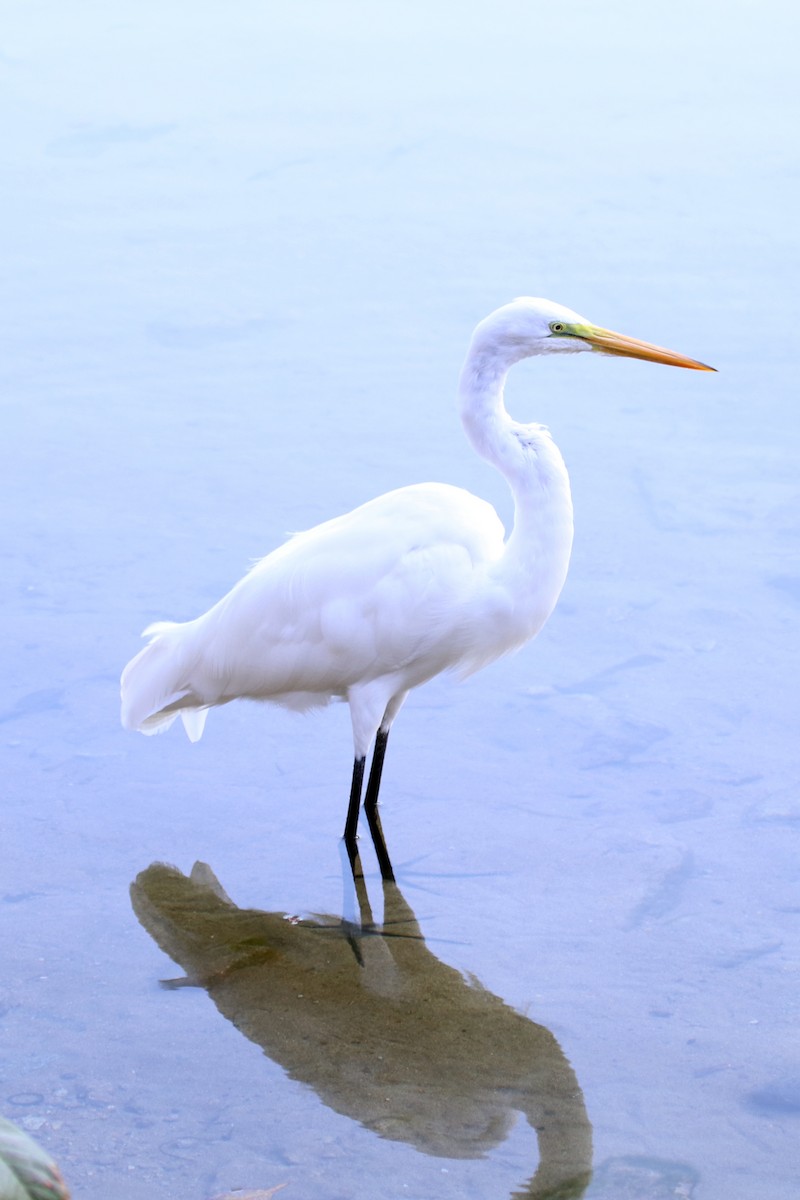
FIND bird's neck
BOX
[458,352,522,477]
[458,347,574,598]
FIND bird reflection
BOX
[131,839,592,1199]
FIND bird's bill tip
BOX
[582,325,716,372]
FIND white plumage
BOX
[121,297,713,850]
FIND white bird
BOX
[121,298,714,853]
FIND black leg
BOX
[365,802,395,882]
[364,728,394,881]
[363,727,389,819]
[343,755,366,862]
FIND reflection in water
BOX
[131,853,592,1199]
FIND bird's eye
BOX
[550,322,566,334]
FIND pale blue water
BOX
[2,2,799,1197]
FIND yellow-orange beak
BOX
[567,323,715,371]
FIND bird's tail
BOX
[120,621,209,743]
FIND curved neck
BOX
[458,348,522,481]
[458,345,573,510]
[457,342,574,605]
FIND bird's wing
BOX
[186,483,506,702]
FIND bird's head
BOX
[471,297,715,371]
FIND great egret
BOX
[121,298,714,852]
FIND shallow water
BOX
[2,2,799,1197]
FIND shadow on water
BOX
[130,830,593,1200]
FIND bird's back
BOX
[121,482,506,736]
